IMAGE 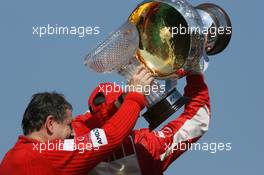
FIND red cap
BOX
[88,83,123,114]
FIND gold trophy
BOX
[85,0,232,129]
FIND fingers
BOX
[136,65,148,78]
[127,65,156,95]
[132,65,149,83]
[141,71,152,83]
[145,76,154,85]
[135,65,145,75]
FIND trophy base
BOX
[143,88,189,130]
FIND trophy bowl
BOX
[129,1,191,79]
[129,0,232,79]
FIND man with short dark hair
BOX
[0,66,154,175]
[22,92,74,140]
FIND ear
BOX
[45,115,55,135]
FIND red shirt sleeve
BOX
[133,74,211,174]
[37,92,146,175]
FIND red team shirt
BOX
[0,92,146,175]
[0,74,210,175]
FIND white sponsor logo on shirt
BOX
[63,139,75,151]
[90,128,108,147]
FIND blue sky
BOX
[0,0,262,174]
